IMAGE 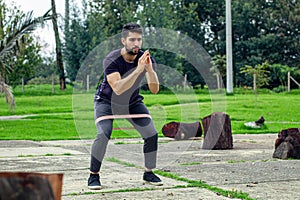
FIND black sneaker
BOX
[88,173,101,190]
[143,171,163,186]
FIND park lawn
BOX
[158,93,300,134]
[0,95,73,116]
[0,86,299,140]
[222,93,300,134]
[0,114,78,140]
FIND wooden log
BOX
[162,121,202,140]
[202,112,233,149]
[273,128,300,159]
[0,172,63,200]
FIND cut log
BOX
[161,121,202,140]
[273,128,300,159]
[0,172,63,200]
[202,112,233,150]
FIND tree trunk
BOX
[0,172,63,200]
[273,128,300,159]
[162,121,202,140]
[65,0,69,34]
[51,0,66,90]
[202,112,233,149]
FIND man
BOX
[88,23,163,190]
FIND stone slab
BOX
[0,134,299,200]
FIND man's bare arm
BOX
[144,50,159,94]
[107,51,149,95]
[146,70,159,94]
[107,68,143,95]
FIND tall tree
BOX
[0,0,51,108]
[8,35,42,88]
[65,0,69,35]
[65,0,139,85]
[210,54,226,89]
[64,0,300,90]
[232,0,300,86]
[240,61,270,93]
[51,0,66,90]
[269,64,298,90]
[64,2,90,82]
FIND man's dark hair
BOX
[121,23,143,38]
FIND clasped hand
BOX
[137,50,153,73]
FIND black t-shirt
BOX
[94,49,156,105]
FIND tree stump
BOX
[161,121,202,140]
[273,128,300,159]
[0,172,63,200]
[202,112,233,149]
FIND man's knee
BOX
[95,130,111,141]
[95,120,113,139]
[144,134,158,153]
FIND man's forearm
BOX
[112,69,143,95]
[146,71,159,94]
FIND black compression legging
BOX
[90,100,158,172]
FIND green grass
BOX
[0,114,78,140]
[0,95,73,116]
[0,84,300,140]
[154,170,253,199]
[228,160,247,164]
[105,157,138,168]
[66,187,159,197]
[179,162,203,166]
[12,84,74,96]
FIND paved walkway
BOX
[0,134,299,200]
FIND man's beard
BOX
[125,46,140,55]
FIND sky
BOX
[7,0,81,56]
[11,0,65,17]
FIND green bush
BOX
[27,76,59,85]
[272,86,286,93]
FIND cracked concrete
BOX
[0,134,299,200]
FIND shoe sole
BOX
[143,180,164,186]
[88,185,102,190]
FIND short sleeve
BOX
[103,57,119,76]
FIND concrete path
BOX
[0,134,299,200]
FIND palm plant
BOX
[210,55,226,89]
[0,2,52,110]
